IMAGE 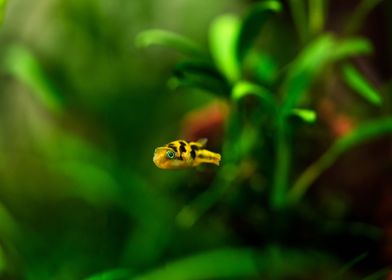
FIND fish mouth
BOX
[153,147,168,167]
[153,151,160,166]
[153,153,160,166]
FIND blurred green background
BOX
[0,0,391,279]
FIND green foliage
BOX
[169,60,230,96]
[0,202,19,241]
[291,108,317,123]
[0,244,5,273]
[4,45,63,113]
[308,0,326,36]
[84,269,131,280]
[231,80,275,110]
[135,29,208,59]
[281,34,335,116]
[342,63,382,105]
[137,0,389,232]
[361,268,390,280]
[251,51,279,84]
[344,0,386,35]
[0,0,7,25]
[0,202,19,275]
[55,160,118,205]
[0,0,390,279]
[331,253,368,280]
[209,15,242,83]
[237,0,281,61]
[132,248,259,280]
[331,37,373,60]
[208,0,281,83]
[289,117,392,204]
[281,35,372,117]
[132,247,338,280]
[288,0,308,43]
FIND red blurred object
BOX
[318,99,357,137]
[181,100,229,149]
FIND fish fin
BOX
[195,150,221,166]
[212,153,221,166]
[196,138,208,147]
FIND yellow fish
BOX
[153,138,221,169]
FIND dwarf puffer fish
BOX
[153,138,221,169]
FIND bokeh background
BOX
[0,0,391,279]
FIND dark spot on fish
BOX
[168,144,178,153]
[190,144,199,160]
[179,142,186,153]
[190,149,196,159]
[190,145,199,151]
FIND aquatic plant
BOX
[0,0,390,279]
[134,0,392,278]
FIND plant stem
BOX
[271,118,290,209]
[344,0,385,35]
[288,0,308,44]
[176,164,236,228]
[330,253,368,280]
[288,117,392,204]
[287,147,338,205]
[309,0,325,36]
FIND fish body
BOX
[153,138,221,169]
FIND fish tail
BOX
[196,150,221,166]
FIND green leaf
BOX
[344,0,385,35]
[288,0,308,43]
[169,60,230,96]
[0,202,20,240]
[291,108,317,123]
[276,34,357,209]
[209,15,241,83]
[271,119,291,209]
[281,34,334,116]
[0,202,19,273]
[309,0,326,36]
[331,38,373,60]
[132,247,338,280]
[361,268,390,280]
[242,51,279,85]
[254,52,279,84]
[281,35,372,116]
[55,160,118,205]
[341,63,381,106]
[289,117,392,204]
[331,253,368,280]
[0,244,5,273]
[84,269,131,280]
[4,45,63,113]
[133,248,259,280]
[0,0,7,25]
[135,29,207,59]
[231,80,276,109]
[237,0,282,61]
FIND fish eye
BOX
[166,150,176,159]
